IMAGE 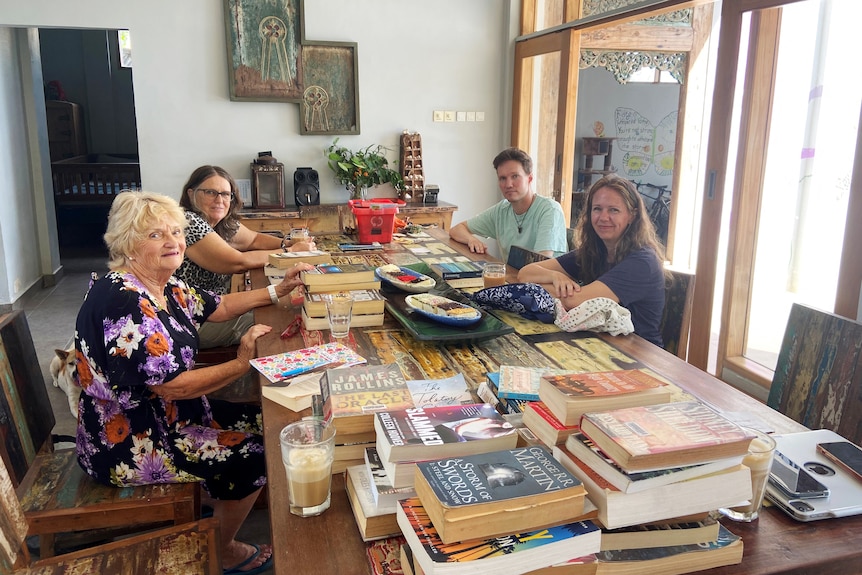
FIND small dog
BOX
[50,348,81,418]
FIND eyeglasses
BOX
[196,188,234,201]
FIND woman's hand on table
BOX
[288,239,316,252]
[550,271,582,299]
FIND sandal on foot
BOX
[224,543,273,575]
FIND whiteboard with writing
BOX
[614,107,677,178]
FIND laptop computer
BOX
[765,429,862,521]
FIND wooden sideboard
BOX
[239,200,457,235]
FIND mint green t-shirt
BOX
[466,195,567,262]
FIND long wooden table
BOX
[252,230,862,575]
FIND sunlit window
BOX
[118,30,132,68]
[629,67,678,84]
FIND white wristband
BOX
[267,284,280,304]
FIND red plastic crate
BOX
[349,199,404,244]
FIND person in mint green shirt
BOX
[449,147,567,263]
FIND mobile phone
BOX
[817,441,862,483]
[768,450,830,499]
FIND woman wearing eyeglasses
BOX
[177,165,315,348]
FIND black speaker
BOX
[294,167,320,206]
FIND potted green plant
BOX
[326,138,404,200]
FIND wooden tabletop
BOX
[252,229,862,575]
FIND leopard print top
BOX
[175,211,230,295]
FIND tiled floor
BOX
[22,247,272,573]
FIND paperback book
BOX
[522,401,581,446]
[565,432,744,493]
[428,260,487,279]
[366,535,406,575]
[397,497,601,575]
[364,446,417,506]
[303,289,386,317]
[249,342,366,384]
[579,401,754,472]
[594,524,743,574]
[305,280,382,294]
[496,365,567,401]
[301,263,377,286]
[260,371,323,412]
[414,445,588,543]
[485,373,531,415]
[268,250,333,268]
[374,403,519,465]
[321,363,415,435]
[405,374,473,408]
[599,516,720,551]
[553,444,752,529]
[300,308,384,330]
[345,464,402,541]
[538,369,671,426]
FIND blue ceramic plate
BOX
[375,266,436,293]
[405,294,482,326]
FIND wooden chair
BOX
[0,311,200,558]
[660,269,695,360]
[767,303,862,445]
[0,455,220,574]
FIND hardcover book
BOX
[303,289,386,317]
[594,525,743,573]
[268,250,333,268]
[579,401,754,472]
[397,497,601,575]
[522,401,581,446]
[538,369,671,426]
[345,464,402,541]
[365,535,406,575]
[364,446,417,507]
[413,445,587,543]
[249,342,366,384]
[321,363,415,435]
[553,444,752,529]
[565,432,744,493]
[374,403,519,464]
[301,263,377,286]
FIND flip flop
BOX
[224,543,274,575]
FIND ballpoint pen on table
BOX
[269,361,346,387]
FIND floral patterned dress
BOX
[74,271,266,500]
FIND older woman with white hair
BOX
[74,191,308,574]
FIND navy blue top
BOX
[556,247,665,346]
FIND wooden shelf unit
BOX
[399,131,425,202]
[578,137,616,189]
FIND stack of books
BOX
[428,260,487,289]
[344,464,402,541]
[322,363,415,471]
[522,401,581,448]
[553,401,753,536]
[397,445,602,575]
[268,250,333,268]
[373,403,519,490]
[301,288,386,330]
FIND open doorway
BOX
[39,28,138,260]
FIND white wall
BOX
[0,0,512,306]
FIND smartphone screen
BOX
[817,441,862,482]
[769,450,830,498]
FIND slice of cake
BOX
[410,294,479,318]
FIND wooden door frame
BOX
[689,0,862,380]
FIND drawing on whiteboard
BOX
[614,108,677,178]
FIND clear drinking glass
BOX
[324,292,354,338]
[718,428,777,522]
[280,420,336,517]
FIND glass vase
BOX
[348,183,369,201]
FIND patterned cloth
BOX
[471,283,557,323]
[553,297,635,336]
[175,210,231,295]
[74,271,266,500]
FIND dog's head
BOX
[52,348,77,380]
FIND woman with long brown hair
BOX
[518,175,668,345]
